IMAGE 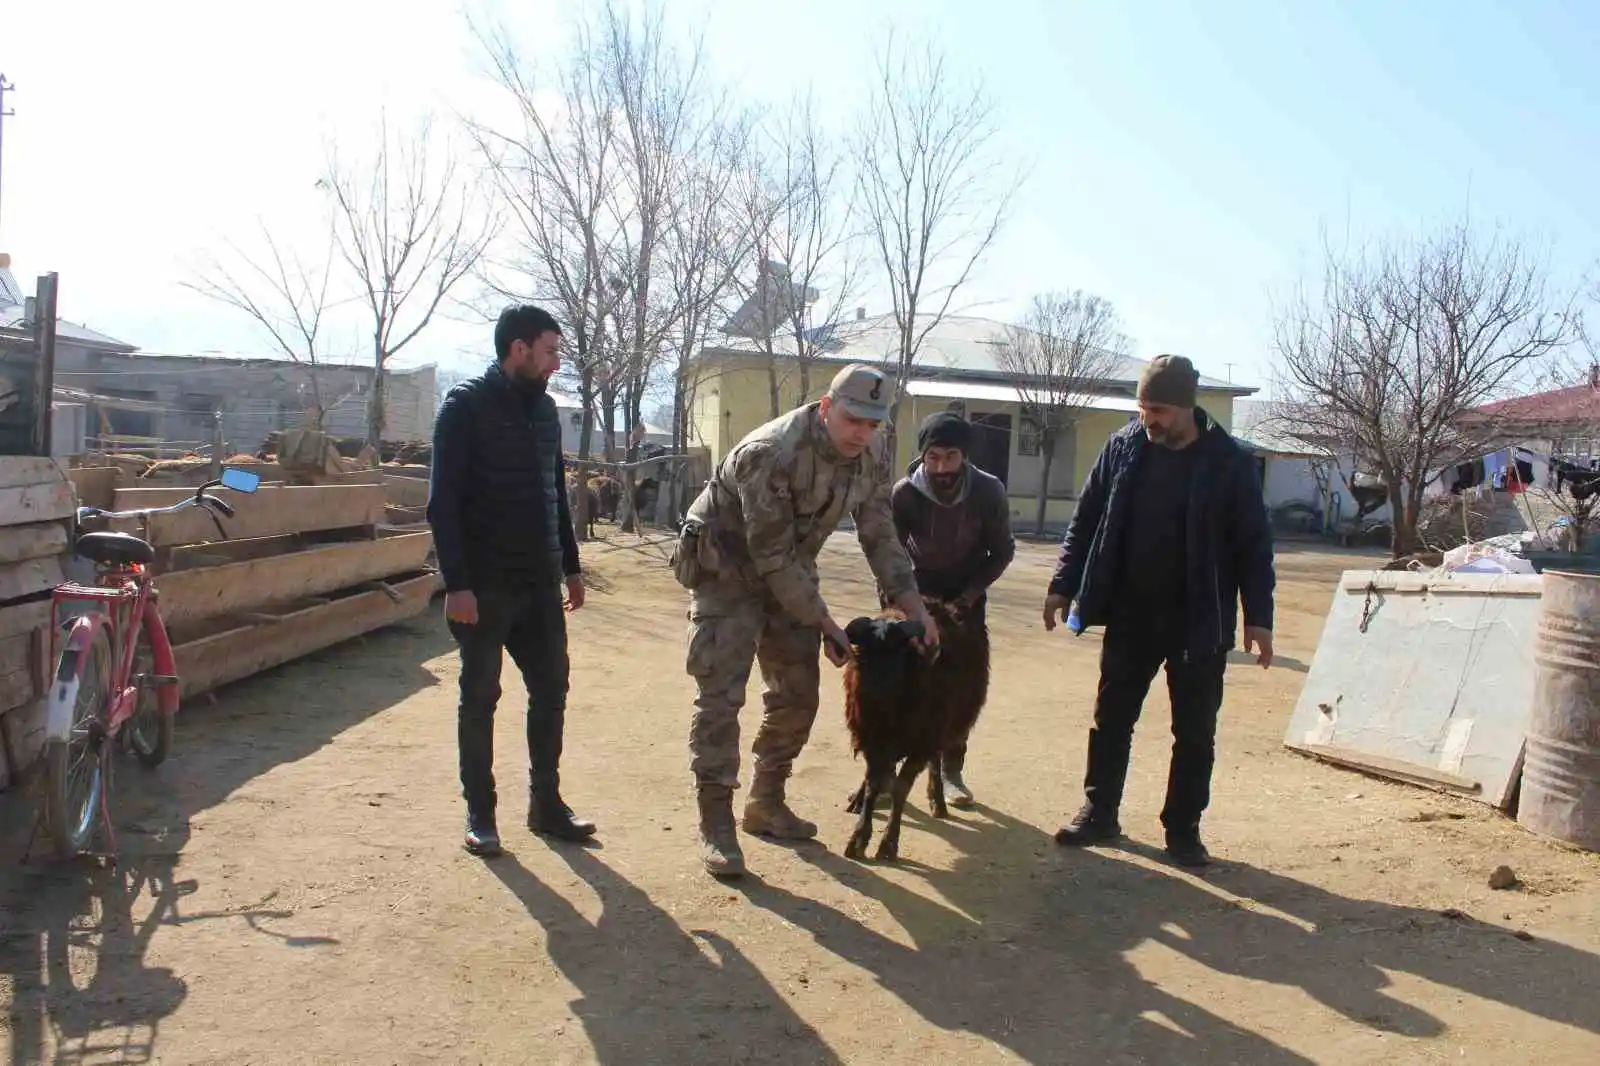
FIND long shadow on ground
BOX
[738,803,1600,1064]
[0,617,452,1066]
[487,844,844,1066]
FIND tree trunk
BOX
[578,370,597,459]
[767,359,781,419]
[798,360,811,409]
[1387,481,1414,557]
[366,340,387,450]
[1034,433,1055,536]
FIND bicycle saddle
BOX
[75,531,156,567]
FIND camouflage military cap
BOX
[827,363,892,422]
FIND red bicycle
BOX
[35,466,262,862]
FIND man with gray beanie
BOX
[1042,354,1275,866]
[887,410,1015,805]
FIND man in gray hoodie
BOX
[889,410,1016,806]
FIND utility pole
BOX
[1222,361,1237,384]
[0,74,15,237]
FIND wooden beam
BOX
[172,572,440,698]
[0,520,68,566]
[0,457,65,490]
[109,484,386,546]
[0,601,52,642]
[155,531,434,627]
[0,480,75,527]
[383,475,430,509]
[66,466,122,509]
[0,556,64,605]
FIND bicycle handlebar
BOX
[77,479,240,524]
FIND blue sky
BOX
[2,0,1595,396]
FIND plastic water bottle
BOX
[1067,604,1084,635]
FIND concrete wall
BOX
[52,346,436,451]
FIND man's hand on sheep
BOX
[892,594,940,654]
[822,617,852,668]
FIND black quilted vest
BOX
[448,364,567,587]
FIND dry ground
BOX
[2,533,1598,1065]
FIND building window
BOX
[1017,414,1043,457]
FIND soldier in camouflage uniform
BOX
[673,363,938,878]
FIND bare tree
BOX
[468,9,625,461]
[725,96,864,417]
[322,113,491,449]
[993,291,1131,534]
[1274,221,1574,556]
[853,31,1017,447]
[183,222,338,425]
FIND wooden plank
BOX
[0,520,69,566]
[1287,742,1483,795]
[67,466,122,509]
[0,601,51,641]
[0,457,64,490]
[0,480,75,527]
[156,531,434,627]
[385,504,428,526]
[173,572,440,698]
[384,475,430,509]
[109,484,386,546]
[0,665,37,714]
[0,556,64,604]
[0,632,32,676]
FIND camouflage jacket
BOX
[691,403,917,625]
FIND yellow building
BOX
[688,313,1257,530]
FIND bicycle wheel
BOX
[41,620,114,858]
[126,621,173,768]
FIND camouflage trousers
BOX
[686,575,822,791]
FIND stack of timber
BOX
[0,457,75,790]
[102,479,439,700]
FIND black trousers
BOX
[448,581,570,822]
[1083,619,1226,837]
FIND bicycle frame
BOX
[40,481,242,747]
[45,567,177,747]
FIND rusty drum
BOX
[1521,570,1600,851]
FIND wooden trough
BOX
[170,570,440,699]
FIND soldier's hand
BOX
[445,590,479,626]
[821,618,851,668]
[564,574,586,612]
[1042,594,1071,631]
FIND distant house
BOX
[547,387,671,458]
[1462,377,1600,464]
[688,310,1256,529]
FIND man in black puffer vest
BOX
[427,304,595,857]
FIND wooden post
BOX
[210,409,224,481]
[29,272,58,458]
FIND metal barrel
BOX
[1522,570,1600,851]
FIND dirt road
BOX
[3,533,1598,1065]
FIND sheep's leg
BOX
[876,758,927,862]
[845,781,866,814]
[927,752,949,819]
[844,771,886,860]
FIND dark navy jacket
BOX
[1047,409,1275,656]
[427,363,580,593]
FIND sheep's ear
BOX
[844,618,876,646]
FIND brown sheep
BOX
[587,474,621,522]
[839,596,988,862]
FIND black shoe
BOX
[1053,804,1123,847]
[529,796,597,842]
[1165,834,1211,868]
[464,818,502,857]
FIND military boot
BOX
[697,786,745,878]
[742,770,818,840]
